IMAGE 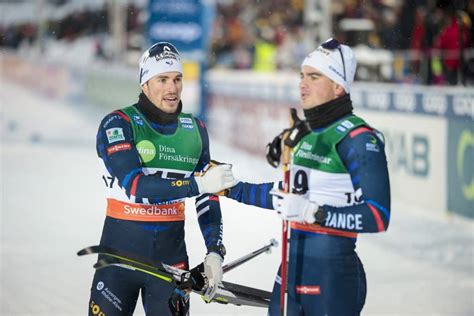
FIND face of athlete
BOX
[299,65,345,109]
[141,71,183,113]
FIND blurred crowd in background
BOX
[1,0,473,86]
[210,0,473,85]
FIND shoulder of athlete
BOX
[192,116,207,130]
[97,110,133,146]
[190,116,209,140]
[338,125,386,154]
[99,110,132,130]
[350,125,384,143]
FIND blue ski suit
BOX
[227,96,391,316]
[89,95,225,315]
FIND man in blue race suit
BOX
[88,42,236,315]
[225,38,391,316]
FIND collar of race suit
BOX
[303,94,354,130]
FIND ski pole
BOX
[223,238,278,273]
[280,108,296,316]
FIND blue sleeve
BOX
[193,118,225,255]
[321,127,391,233]
[96,111,201,201]
[227,181,280,210]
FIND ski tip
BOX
[93,257,121,269]
[93,258,111,269]
[77,245,99,256]
[93,261,103,269]
[77,249,87,256]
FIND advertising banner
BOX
[356,110,447,214]
[147,0,204,54]
[447,120,474,218]
[147,0,215,117]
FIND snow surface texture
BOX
[1,81,473,315]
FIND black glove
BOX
[168,288,190,316]
[284,108,311,148]
[168,264,207,315]
[189,263,207,291]
[266,108,310,168]
[266,132,283,168]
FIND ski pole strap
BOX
[106,198,185,222]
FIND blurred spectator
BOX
[422,5,445,84]
[432,6,471,85]
[465,0,474,84]
[252,27,277,71]
[0,2,138,51]
[410,8,426,77]
[378,7,401,50]
[1,0,472,86]
[210,0,304,70]
[397,1,419,50]
[276,25,309,71]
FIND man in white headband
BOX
[300,37,357,104]
[88,42,236,315]
[222,38,391,315]
[139,42,183,113]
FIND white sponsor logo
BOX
[328,65,345,80]
[102,115,120,128]
[101,287,123,311]
[150,22,202,42]
[124,205,179,216]
[341,120,354,129]
[179,117,193,124]
[325,212,363,230]
[106,128,125,143]
[422,95,447,115]
[97,281,104,291]
[394,93,416,112]
[151,2,198,15]
[138,146,155,156]
[366,135,380,152]
[367,92,390,110]
[295,150,331,164]
[133,114,144,126]
[300,141,312,151]
[366,143,379,152]
[453,96,474,119]
[158,144,176,153]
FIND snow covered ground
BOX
[1,81,473,315]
